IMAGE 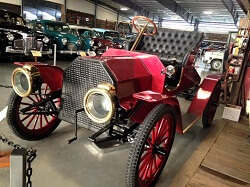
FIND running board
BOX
[92,138,131,153]
[182,113,201,134]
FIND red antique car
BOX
[92,30,123,55]
[7,16,221,187]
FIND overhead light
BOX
[203,11,213,14]
[120,7,128,11]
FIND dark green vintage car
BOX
[29,20,85,56]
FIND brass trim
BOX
[183,116,201,134]
[166,67,184,92]
[84,83,116,124]
[11,64,40,97]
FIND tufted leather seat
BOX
[131,28,204,66]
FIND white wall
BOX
[67,0,95,15]
[46,0,64,4]
[0,0,21,5]
[96,6,117,21]
[66,0,130,22]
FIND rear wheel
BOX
[126,104,176,187]
[211,60,222,71]
[202,82,221,128]
[7,83,61,140]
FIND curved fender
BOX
[130,90,183,134]
[187,74,223,116]
[14,62,63,91]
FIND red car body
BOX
[8,24,222,187]
[14,48,221,134]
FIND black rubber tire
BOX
[7,91,61,140]
[126,104,176,187]
[202,82,221,128]
[211,60,222,71]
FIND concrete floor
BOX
[0,57,224,187]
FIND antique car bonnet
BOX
[59,52,160,130]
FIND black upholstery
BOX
[130,28,204,66]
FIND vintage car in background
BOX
[29,20,84,57]
[93,28,127,48]
[7,16,222,187]
[91,31,121,55]
[203,49,225,70]
[69,25,95,54]
[0,9,52,58]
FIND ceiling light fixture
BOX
[120,7,128,11]
[203,11,213,14]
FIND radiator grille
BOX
[14,37,43,50]
[59,57,114,131]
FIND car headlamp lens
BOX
[62,38,67,45]
[43,36,50,43]
[87,93,110,118]
[98,41,102,47]
[84,83,115,124]
[7,33,14,41]
[122,41,127,47]
[118,44,123,48]
[14,71,29,93]
[77,40,82,46]
[89,40,94,46]
[12,65,40,97]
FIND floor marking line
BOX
[0,106,8,122]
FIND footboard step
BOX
[182,113,201,134]
[92,139,131,153]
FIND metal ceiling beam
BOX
[220,0,239,24]
[155,0,192,23]
[109,0,150,17]
[235,0,248,14]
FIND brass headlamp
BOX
[11,64,40,97]
[84,83,116,124]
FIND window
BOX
[45,23,70,33]
[78,29,93,37]
[104,31,120,39]
[70,29,78,36]
[0,12,25,26]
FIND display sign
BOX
[80,52,86,56]
[31,50,42,57]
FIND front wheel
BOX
[126,104,176,187]
[7,83,61,140]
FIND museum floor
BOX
[0,58,236,187]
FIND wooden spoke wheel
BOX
[7,83,61,140]
[126,104,176,187]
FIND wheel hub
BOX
[152,145,167,156]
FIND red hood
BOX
[102,49,166,95]
[100,56,152,99]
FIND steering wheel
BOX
[132,16,157,36]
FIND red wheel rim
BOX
[16,83,60,136]
[138,114,174,187]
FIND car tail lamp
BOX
[11,64,40,97]
[84,83,116,124]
